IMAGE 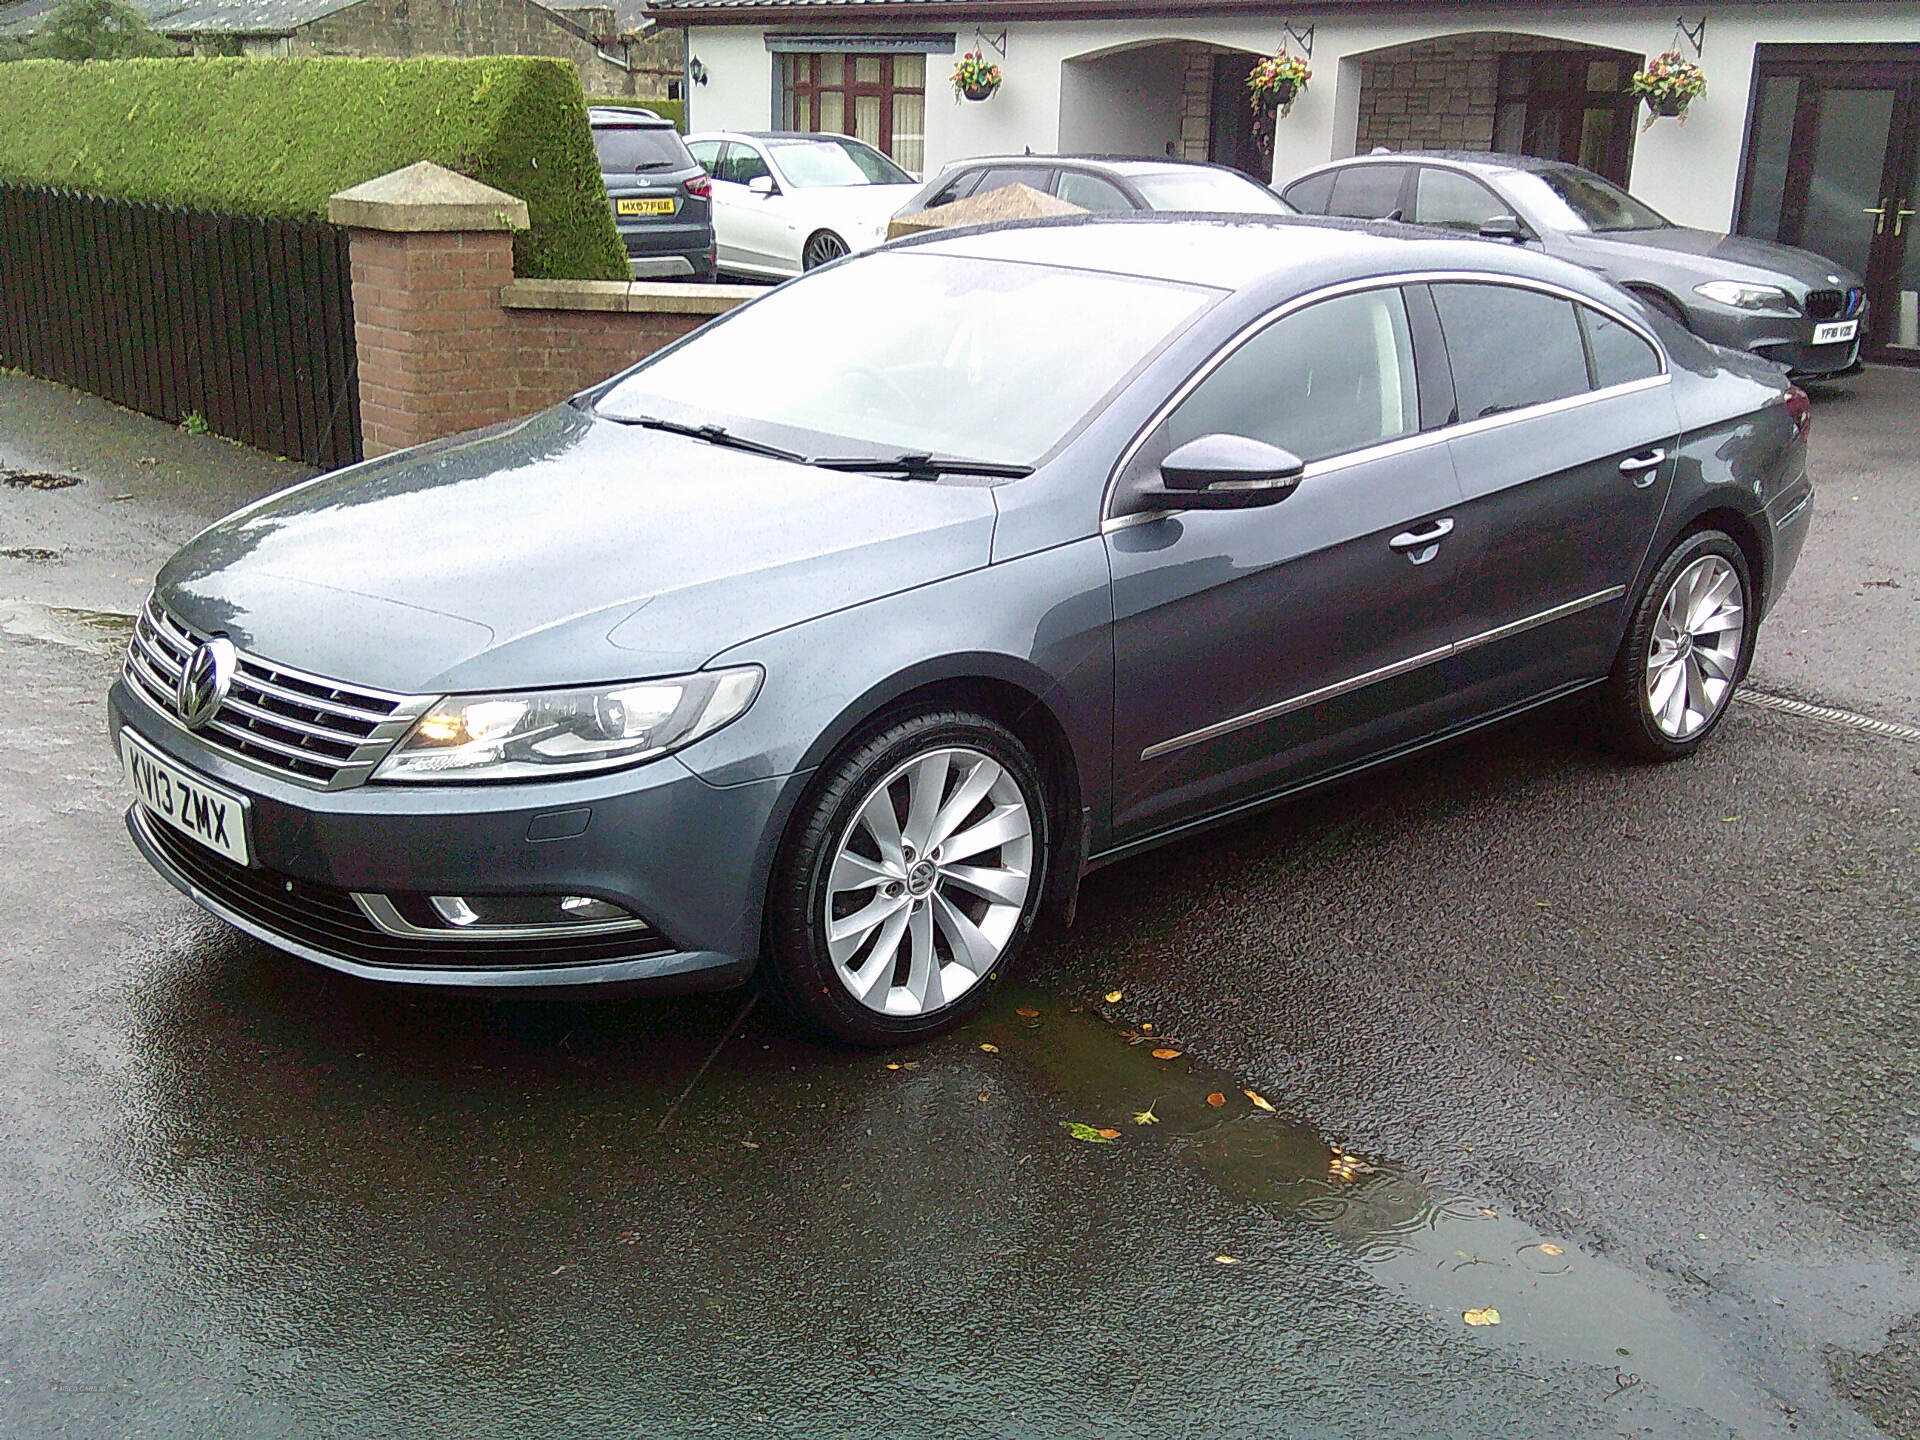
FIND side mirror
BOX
[747,174,778,197]
[1478,214,1530,242]
[1145,433,1305,510]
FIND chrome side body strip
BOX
[1139,585,1627,761]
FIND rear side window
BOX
[1055,170,1135,213]
[687,138,723,171]
[970,165,1056,196]
[1580,307,1663,387]
[1430,282,1590,420]
[1411,169,1510,232]
[593,125,691,174]
[1327,164,1407,219]
[1283,171,1336,214]
[1165,288,1420,464]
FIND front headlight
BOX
[373,667,762,782]
[1693,280,1796,312]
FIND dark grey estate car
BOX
[111,217,1813,1045]
[1282,152,1866,380]
[590,107,716,281]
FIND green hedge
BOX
[585,95,686,131]
[0,57,626,280]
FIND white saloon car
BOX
[685,130,922,278]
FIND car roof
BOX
[1296,150,1576,179]
[588,106,671,128]
[939,154,1236,175]
[893,212,1634,307]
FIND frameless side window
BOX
[1282,171,1336,214]
[718,147,772,186]
[1581,306,1663,387]
[1430,282,1590,420]
[1055,170,1135,213]
[1411,169,1511,231]
[1327,165,1407,219]
[1163,288,1420,465]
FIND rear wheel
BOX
[801,230,849,270]
[1601,529,1752,761]
[764,710,1048,1045]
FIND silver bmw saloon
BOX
[112,215,1812,1045]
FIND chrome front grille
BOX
[124,597,432,790]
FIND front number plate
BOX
[1812,319,1858,344]
[616,196,677,216]
[123,729,251,866]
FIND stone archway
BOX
[1059,40,1267,177]
[1351,32,1644,184]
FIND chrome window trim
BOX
[1100,269,1671,525]
[1138,585,1626,761]
[350,893,659,943]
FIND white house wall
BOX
[685,5,1920,229]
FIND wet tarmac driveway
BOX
[5,627,1917,1440]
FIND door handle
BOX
[1389,517,1453,564]
[1619,448,1666,487]
[1898,200,1916,237]
[1865,198,1889,234]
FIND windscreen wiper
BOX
[812,453,1034,480]
[612,415,806,463]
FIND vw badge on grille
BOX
[176,637,236,729]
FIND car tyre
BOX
[801,230,850,270]
[764,709,1049,1046]
[1601,529,1753,762]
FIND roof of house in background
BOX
[647,0,1878,21]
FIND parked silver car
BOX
[1282,152,1866,380]
[112,215,1812,1046]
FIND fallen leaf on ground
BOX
[615,1231,640,1245]
[1206,1092,1227,1108]
[1244,1089,1275,1112]
[1538,1243,1564,1256]
[1479,1207,1498,1218]
[1214,1255,1239,1264]
[979,1043,999,1053]
[550,1265,574,1276]
[741,1140,760,1149]
[1016,1007,1040,1018]
[902,1061,919,1069]
[886,1063,901,1070]
[1060,1121,1117,1144]
[1151,1048,1182,1060]
[1139,1021,1153,1032]
[1104,991,1124,1004]
[1463,1307,1501,1326]
[978,1093,990,1102]
[1133,1105,1159,1125]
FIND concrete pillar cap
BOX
[327,161,530,233]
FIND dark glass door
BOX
[1739,45,1920,361]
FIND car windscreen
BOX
[766,137,915,187]
[594,125,692,174]
[1491,167,1670,233]
[1128,169,1294,215]
[596,251,1218,466]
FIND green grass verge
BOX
[0,56,626,279]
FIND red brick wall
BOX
[346,227,710,456]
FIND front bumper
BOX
[1687,301,1868,380]
[110,679,791,990]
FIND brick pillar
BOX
[328,161,530,457]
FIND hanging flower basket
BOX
[952,51,1002,102]
[1631,50,1706,126]
[1247,52,1312,119]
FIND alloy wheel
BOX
[823,746,1034,1017]
[802,232,849,269]
[1644,554,1745,740]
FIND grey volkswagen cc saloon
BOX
[112,216,1813,1046]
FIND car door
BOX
[1423,280,1679,710]
[710,141,792,273]
[1105,284,1469,844]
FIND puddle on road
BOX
[0,598,133,656]
[968,989,1786,1435]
